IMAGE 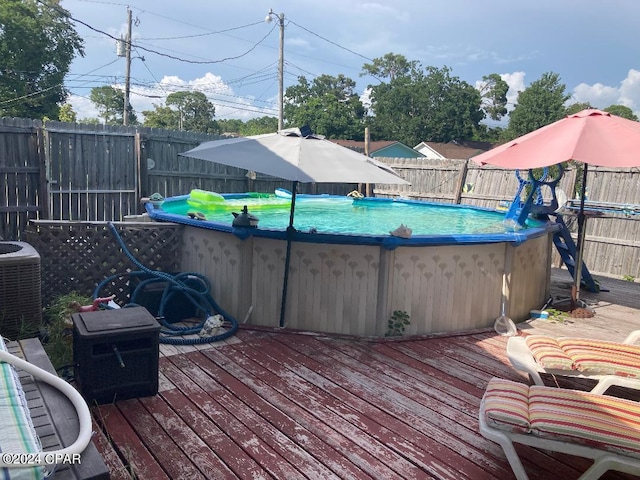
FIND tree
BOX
[165,91,216,133]
[284,74,366,139]
[565,102,593,115]
[142,105,179,130]
[604,104,639,121]
[361,52,421,82]
[58,103,76,123]
[241,116,278,135]
[366,64,484,145]
[143,91,216,133]
[0,0,84,119]
[89,86,137,125]
[217,118,245,135]
[477,74,509,121]
[505,72,570,139]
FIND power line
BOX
[288,19,374,63]
[34,0,278,65]
[138,21,264,41]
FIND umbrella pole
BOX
[279,181,298,328]
[571,164,589,308]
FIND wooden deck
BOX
[89,268,640,480]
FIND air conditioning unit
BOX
[0,242,42,339]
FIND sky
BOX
[62,0,640,128]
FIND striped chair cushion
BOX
[529,385,640,458]
[482,378,530,433]
[558,338,640,377]
[0,337,43,479]
[482,378,640,459]
[525,336,575,371]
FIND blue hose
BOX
[91,223,238,345]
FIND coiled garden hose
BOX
[90,223,238,345]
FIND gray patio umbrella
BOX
[179,127,410,327]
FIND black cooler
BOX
[72,307,160,404]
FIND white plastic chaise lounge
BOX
[479,377,640,480]
[507,331,640,394]
[0,336,93,478]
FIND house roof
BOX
[331,139,425,158]
[415,141,491,160]
[330,140,399,154]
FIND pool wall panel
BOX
[508,234,552,321]
[390,244,505,334]
[178,225,554,337]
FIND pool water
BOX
[160,194,526,236]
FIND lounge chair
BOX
[479,377,640,480]
[507,331,640,394]
[0,336,94,477]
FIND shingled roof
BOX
[416,140,493,160]
[330,140,399,154]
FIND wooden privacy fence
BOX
[1,118,639,278]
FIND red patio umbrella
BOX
[472,109,640,306]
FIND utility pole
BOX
[123,7,132,126]
[266,9,284,131]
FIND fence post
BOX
[453,159,469,204]
[37,121,49,220]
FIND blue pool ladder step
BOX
[505,168,599,294]
[551,215,599,293]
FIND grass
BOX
[43,292,92,373]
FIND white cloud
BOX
[69,72,273,123]
[500,71,526,109]
[360,3,410,22]
[286,36,312,49]
[68,94,99,121]
[571,83,619,108]
[571,69,640,118]
[619,69,640,112]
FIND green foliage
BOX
[0,0,84,119]
[473,123,505,143]
[565,102,593,115]
[240,116,278,135]
[386,310,410,337]
[367,64,484,146]
[216,117,278,136]
[478,73,509,121]
[604,105,639,121]
[43,292,91,371]
[166,91,216,133]
[284,74,366,139]
[217,118,245,135]
[544,308,570,323]
[90,86,137,125]
[361,52,421,82]
[505,72,570,140]
[58,103,77,123]
[142,104,179,130]
[623,274,636,282]
[143,91,217,133]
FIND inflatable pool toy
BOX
[187,189,225,209]
[275,188,292,199]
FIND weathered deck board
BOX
[90,268,640,479]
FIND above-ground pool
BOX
[145,191,560,337]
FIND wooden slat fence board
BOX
[0,118,45,240]
[1,117,639,279]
